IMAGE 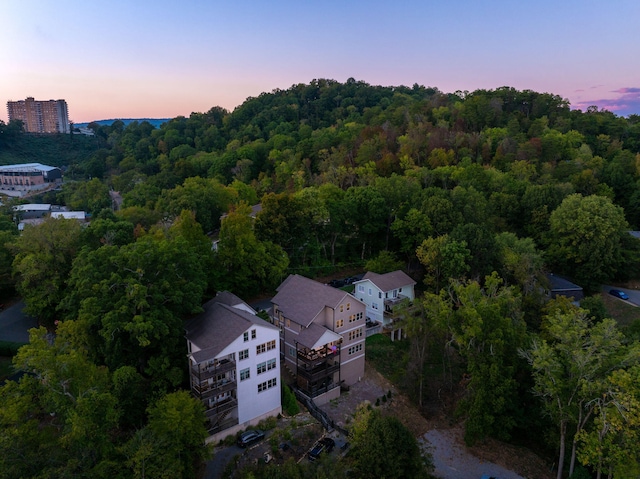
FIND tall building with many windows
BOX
[7,97,70,134]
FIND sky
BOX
[2,0,640,123]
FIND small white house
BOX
[353,271,416,339]
[185,292,281,443]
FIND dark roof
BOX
[185,292,277,364]
[358,270,415,292]
[295,322,342,349]
[272,274,352,328]
[546,274,582,292]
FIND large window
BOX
[240,368,250,381]
[348,328,363,341]
[239,349,249,360]
[348,344,363,355]
[258,377,277,393]
[257,340,276,355]
[257,358,277,375]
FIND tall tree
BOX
[546,193,631,291]
[12,217,83,327]
[522,299,635,479]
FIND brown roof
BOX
[272,274,352,328]
[185,292,277,364]
[359,270,415,292]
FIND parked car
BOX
[237,429,265,448]
[308,437,335,461]
[329,279,345,288]
[609,289,629,300]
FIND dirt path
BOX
[325,363,554,479]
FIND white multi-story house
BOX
[353,270,416,340]
[185,291,281,443]
[271,274,366,405]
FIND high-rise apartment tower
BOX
[7,97,70,134]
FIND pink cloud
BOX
[572,86,640,117]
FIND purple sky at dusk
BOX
[2,0,640,123]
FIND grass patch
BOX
[600,293,640,328]
[365,334,408,384]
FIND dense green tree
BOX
[546,193,631,291]
[416,235,471,292]
[448,273,528,444]
[62,178,112,215]
[61,233,207,392]
[12,217,83,326]
[522,299,636,479]
[214,203,289,297]
[349,404,433,479]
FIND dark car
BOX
[329,279,345,288]
[609,289,629,300]
[308,437,335,461]
[237,429,265,448]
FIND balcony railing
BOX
[204,397,238,419]
[192,378,237,399]
[297,361,340,383]
[297,344,340,369]
[191,357,235,380]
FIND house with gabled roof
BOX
[185,291,281,443]
[271,274,366,405]
[353,270,416,340]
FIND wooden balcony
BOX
[191,357,235,381]
[296,361,340,383]
[192,378,237,400]
[297,344,340,369]
[204,397,238,419]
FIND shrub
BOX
[281,383,300,416]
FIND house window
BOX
[356,312,363,320]
[289,347,295,357]
[286,319,291,328]
[368,288,372,296]
[336,319,344,328]
[348,343,363,355]
[347,303,350,310]
[379,292,382,299]
[358,285,365,293]
[267,358,276,371]
[399,287,402,293]
[258,377,277,393]
[239,349,249,360]
[348,328,363,341]
[372,302,378,310]
[243,332,249,342]
[340,305,344,312]
[257,340,276,355]
[257,362,266,374]
[251,329,256,339]
[240,368,250,381]
[393,290,398,298]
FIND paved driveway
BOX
[603,285,640,307]
[0,301,38,343]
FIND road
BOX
[0,301,38,343]
[602,285,640,307]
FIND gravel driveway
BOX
[422,429,524,479]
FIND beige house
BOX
[271,274,366,405]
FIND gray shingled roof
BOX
[295,322,342,349]
[272,274,352,328]
[185,292,276,364]
[359,270,415,292]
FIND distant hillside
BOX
[74,118,170,129]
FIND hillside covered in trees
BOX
[2,79,640,478]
